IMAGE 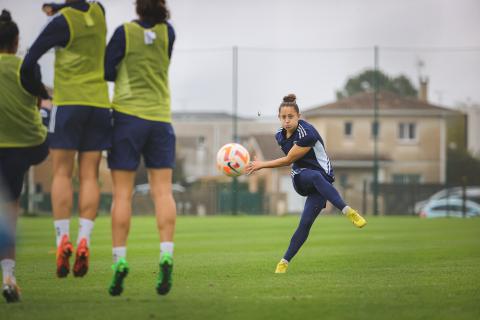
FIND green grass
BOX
[2,215,480,320]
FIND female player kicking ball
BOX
[105,0,176,296]
[246,94,367,274]
[0,10,51,302]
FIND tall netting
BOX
[19,45,480,216]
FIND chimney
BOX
[419,76,428,102]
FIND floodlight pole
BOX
[373,45,380,216]
[232,45,239,215]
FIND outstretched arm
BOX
[246,144,311,175]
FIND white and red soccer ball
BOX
[216,143,250,177]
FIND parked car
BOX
[414,186,480,214]
[134,183,186,194]
[419,198,480,218]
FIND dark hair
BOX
[136,0,170,25]
[278,93,300,114]
[0,10,19,51]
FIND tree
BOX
[447,148,480,185]
[336,69,418,100]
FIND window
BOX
[398,122,417,141]
[432,205,462,212]
[344,122,353,138]
[392,174,421,184]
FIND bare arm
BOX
[246,144,311,175]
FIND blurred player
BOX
[246,94,367,274]
[21,0,110,278]
[104,0,176,296]
[0,9,51,302]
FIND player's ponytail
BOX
[0,9,19,52]
[136,0,170,25]
[279,93,300,114]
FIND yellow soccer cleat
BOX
[275,260,288,274]
[345,208,367,228]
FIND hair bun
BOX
[0,10,12,22]
[283,94,296,103]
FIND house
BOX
[302,90,457,213]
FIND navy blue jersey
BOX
[105,20,175,82]
[275,119,334,182]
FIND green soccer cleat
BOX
[108,258,129,296]
[156,253,173,295]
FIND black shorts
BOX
[0,141,49,201]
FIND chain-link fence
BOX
[16,45,480,216]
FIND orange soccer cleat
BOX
[73,238,89,277]
[56,234,73,278]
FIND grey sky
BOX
[3,0,480,116]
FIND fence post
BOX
[462,176,467,218]
[446,186,450,218]
[410,182,416,215]
[362,180,367,215]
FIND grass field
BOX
[1,215,480,320]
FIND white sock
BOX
[112,247,127,264]
[160,242,174,259]
[1,259,16,285]
[342,206,351,215]
[280,258,289,264]
[77,218,95,246]
[54,219,70,247]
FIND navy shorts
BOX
[108,111,175,170]
[48,105,112,151]
[292,168,332,196]
[0,141,49,200]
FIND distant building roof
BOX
[304,90,456,117]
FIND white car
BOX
[414,186,480,214]
[419,198,480,218]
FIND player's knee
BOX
[113,189,133,202]
[150,188,173,201]
[78,169,100,182]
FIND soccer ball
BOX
[216,143,250,177]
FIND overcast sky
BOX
[3,0,480,116]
